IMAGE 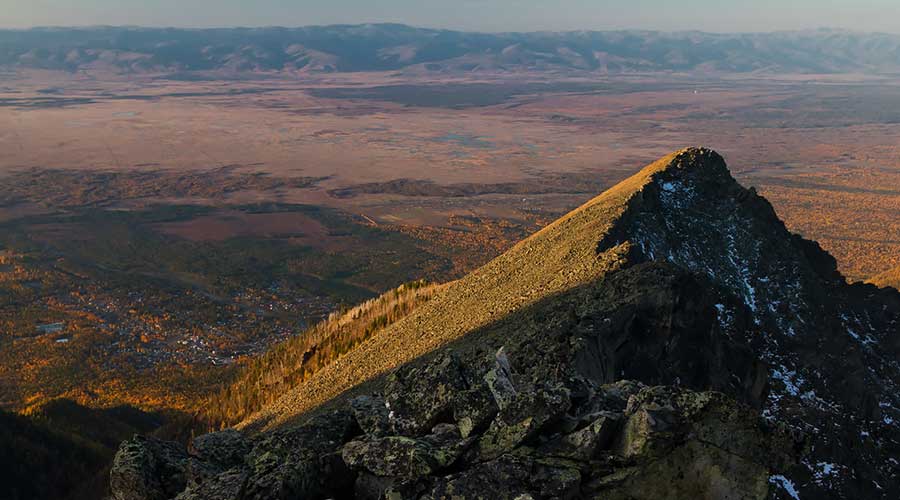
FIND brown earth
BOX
[2,71,899,281]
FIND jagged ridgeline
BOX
[112,148,900,500]
[205,280,443,428]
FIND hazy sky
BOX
[3,0,900,33]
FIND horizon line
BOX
[1,22,898,37]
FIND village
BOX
[0,249,336,369]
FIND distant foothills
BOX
[3,24,900,75]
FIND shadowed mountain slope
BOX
[112,148,899,499]
[1,408,107,500]
[1,399,164,500]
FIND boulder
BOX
[174,468,248,500]
[587,385,795,499]
[451,384,498,439]
[540,411,622,460]
[425,454,582,499]
[477,384,571,460]
[110,435,190,500]
[483,347,518,410]
[383,352,473,435]
[191,429,250,469]
[241,410,356,499]
[343,423,474,478]
[350,395,393,436]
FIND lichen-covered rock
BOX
[540,411,621,460]
[174,468,247,500]
[241,410,356,499]
[343,423,474,478]
[110,435,190,500]
[587,385,795,500]
[354,473,430,500]
[477,383,571,460]
[451,384,498,439]
[111,376,793,500]
[350,395,393,436]
[191,429,250,469]
[343,436,442,478]
[109,342,797,500]
[425,454,582,499]
[383,352,473,436]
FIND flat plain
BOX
[2,69,899,413]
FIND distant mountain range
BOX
[2,24,900,75]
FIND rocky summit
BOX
[110,148,900,499]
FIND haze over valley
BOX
[0,18,898,500]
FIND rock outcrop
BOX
[111,148,900,499]
[113,345,795,499]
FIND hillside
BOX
[2,400,163,500]
[204,280,443,428]
[111,148,900,499]
[3,25,900,75]
[870,266,900,290]
[242,148,681,429]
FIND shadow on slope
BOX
[4,399,200,500]
[247,260,769,433]
[109,262,802,499]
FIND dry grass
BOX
[236,149,691,431]
[869,266,900,289]
[204,280,444,428]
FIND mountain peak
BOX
[648,147,736,194]
[646,146,726,175]
[110,148,900,500]
[236,147,855,430]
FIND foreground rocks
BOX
[112,349,797,499]
[111,261,802,499]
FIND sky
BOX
[3,0,900,34]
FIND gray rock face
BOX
[342,425,472,478]
[110,436,190,500]
[191,430,249,469]
[476,383,571,460]
[382,352,472,436]
[111,346,794,499]
[174,469,247,500]
[484,347,518,410]
[619,148,900,498]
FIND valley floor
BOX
[0,68,898,444]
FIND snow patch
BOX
[772,366,804,396]
[769,475,801,499]
[818,463,836,475]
